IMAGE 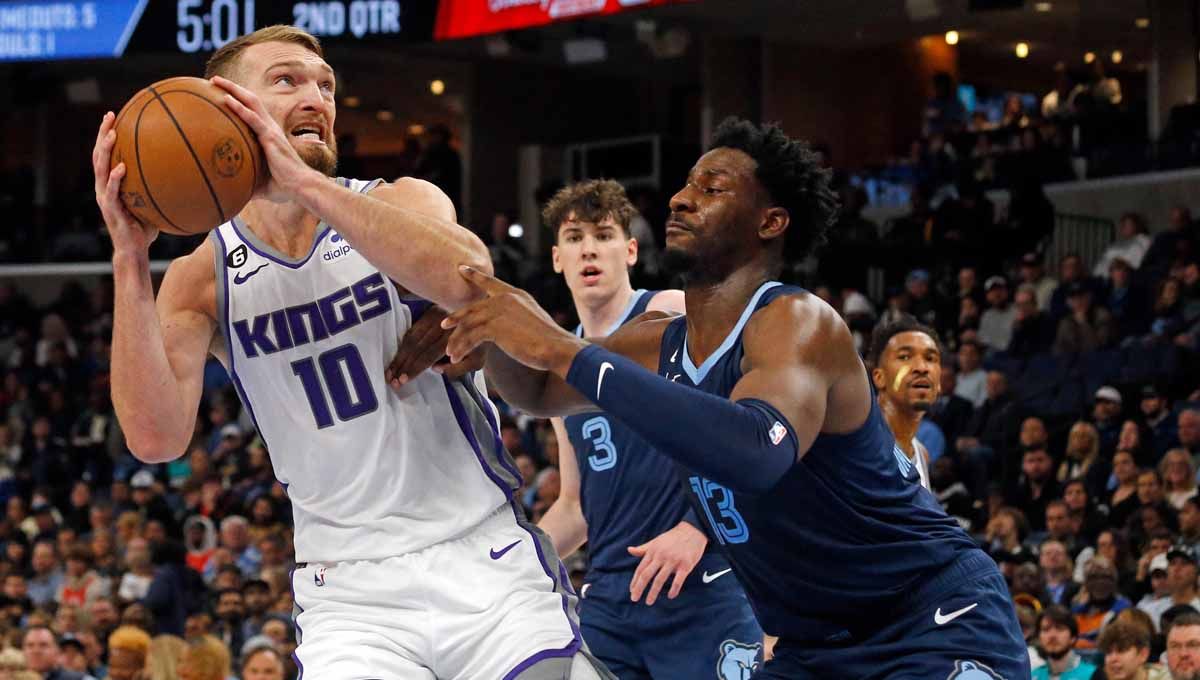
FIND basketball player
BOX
[536,179,764,677]
[439,118,1030,678]
[867,315,943,490]
[93,25,609,680]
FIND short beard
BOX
[912,400,932,412]
[298,139,338,177]
[662,246,699,280]
[1044,646,1072,661]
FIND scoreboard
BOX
[0,0,437,62]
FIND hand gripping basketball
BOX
[211,75,318,202]
[93,111,158,255]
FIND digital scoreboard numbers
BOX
[0,0,436,62]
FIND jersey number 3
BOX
[291,344,378,428]
[582,416,617,472]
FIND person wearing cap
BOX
[1142,385,1179,459]
[978,275,1017,352]
[1093,385,1125,457]
[1019,252,1059,312]
[128,470,176,535]
[1137,552,1175,613]
[1142,546,1200,632]
[1055,279,1114,354]
[1032,604,1097,680]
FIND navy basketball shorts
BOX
[756,550,1031,680]
[578,553,764,680]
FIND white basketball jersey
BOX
[210,177,517,563]
[912,437,931,491]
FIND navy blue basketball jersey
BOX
[657,281,980,642]
[565,290,702,575]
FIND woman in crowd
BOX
[1161,448,1199,510]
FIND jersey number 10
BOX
[291,343,378,428]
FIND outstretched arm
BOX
[444,268,867,494]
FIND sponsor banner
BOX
[435,0,689,40]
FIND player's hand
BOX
[386,305,484,389]
[626,521,708,605]
[93,111,158,255]
[442,266,586,376]
[211,75,316,201]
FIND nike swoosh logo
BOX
[233,263,268,284]
[597,362,613,399]
[670,347,679,362]
[489,540,520,560]
[933,603,978,625]
[701,568,732,584]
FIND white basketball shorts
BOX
[291,504,583,679]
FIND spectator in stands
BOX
[1142,386,1179,460]
[1109,258,1151,340]
[1010,285,1056,357]
[1091,386,1124,457]
[1166,611,1200,680]
[1143,546,1200,631]
[979,276,1016,352]
[1056,283,1114,354]
[216,517,260,578]
[923,72,967,137]
[1059,422,1109,501]
[1033,604,1096,679]
[1179,497,1200,555]
[1144,206,1197,280]
[929,457,976,530]
[177,634,230,680]
[945,265,986,327]
[954,340,988,408]
[87,598,120,648]
[27,541,62,608]
[1064,478,1107,544]
[22,625,91,679]
[1045,500,1082,554]
[904,269,939,329]
[1176,410,1200,460]
[1162,450,1199,510]
[106,626,150,680]
[1050,254,1095,321]
[1041,539,1081,605]
[928,361,975,447]
[240,646,285,680]
[1138,552,1173,615]
[56,544,109,608]
[1097,214,1153,277]
[144,541,189,637]
[1074,555,1133,649]
[1009,446,1061,533]
[985,506,1031,559]
[1148,278,1188,344]
[116,537,153,604]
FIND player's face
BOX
[238,41,339,176]
[1104,644,1149,680]
[665,148,774,278]
[552,216,636,302]
[874,331,940,411]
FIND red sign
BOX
[435,0,688,40]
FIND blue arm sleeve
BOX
[565,345,799,494]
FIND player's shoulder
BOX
[371,177,453,211]
[645,289,685,315]
[747,289,849,347]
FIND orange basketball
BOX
[111,77,263,236]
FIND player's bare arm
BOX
[537,418,589,558]
[213,75,491,310]
[96,112,218,463]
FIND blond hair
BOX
[205,25,323,80]
[109,626,152,656]
[145,635,187,680]
[180,635,231,680]
[0,647,27,671]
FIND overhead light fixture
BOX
[1084,51,1096,64]
[408,124,426,136]
[1016,42,1029,59]
[945,30,960,45]
[342,96,360,108]
[1034,2,1051,11]
[376,110,394,122]
[1135,17,1150,29]
[430,80,445,96]
[1111,50,1123,64]
[508,223,525,239]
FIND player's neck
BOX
[682,267,771,365]
[239,198,323,260]
[574,283,636,338]
[879,397,921,458]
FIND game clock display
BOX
[0,0,436,62]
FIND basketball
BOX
[111,76,263,236]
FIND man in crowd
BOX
[979,276,1017,352]
[1032,605,1096,680]
[1143,385,1179,459]
[1019,252,1059,311]
[1010,285,1056,357]
[1143,545,1200,631]
[22,625,94,680]
[1074,556,1132,648]
[1167,611,1200,680]
[954,339,988,408]
[28,540,63,608]
[1040,540,1080,605]
[1097,618,1170,680]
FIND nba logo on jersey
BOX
[768,422,787,446]
[314,566,327,587]
[946,660,1003,679]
